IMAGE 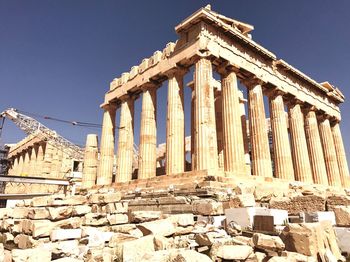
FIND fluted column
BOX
[189,82,196,170]
[11,157,19,175]
[166,70,186,175]
[97,103,116,185]
[331,121,350,188]
[319,117,342,187]
[116,98,135,182]
[304,109,328,185]
[245,79,272,177]
[215,87,224,168]
[239,91,250,169]
[82,134,99,187]
[35,143,44,177]
[22,150,30,176]
[288,102,313,183]
[43,143,53,178]
[18,153,24,176]
[138,86,157,179]
[28,146,37,177]
[219,69,245,175]
[269,93,294,180]
[194,57,218,170]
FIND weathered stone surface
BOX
[50,228,82,241]
[254,182,288,201]
[12,207,29,219]
[170,213,194,227]
[12,247,51,262]
[72,205,92,216]
[27,208,50,220]
[20,219,53,238]
[13,234,36,249]
[252,233,285,252]
[117,235,155,262]
[333,206,350,226]
[326,195,350,211]
[108,232,138,248]
[304,211,336,225]
[224,194,256,209]
[128,210,163,223]
[0,208,13,219]
[89,192,121,204]
[137,218,176,237]
[216,244,253,260]
[107,213,128,225]
[281,222,343,260]
[269,195,325,215]
[48,206,73,220]
[49,195,86,206]
[31,196,50,207]
[153,235,174,251]
[55,217,82,229]
[142,249,212,262]
[83,213,108,226]
[192,199,223,215]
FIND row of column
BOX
[8,143,64,179]
[97,57,349,188]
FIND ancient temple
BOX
[97,6,349,188]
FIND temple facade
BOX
[97,6,349,188]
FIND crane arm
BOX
[0,108,84,160]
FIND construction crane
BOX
[0,108,84,160]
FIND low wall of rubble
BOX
[0,175,350,261]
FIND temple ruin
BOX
[95,5,349,189]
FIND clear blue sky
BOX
[1,1,349,162]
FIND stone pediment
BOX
[175,4,254,36]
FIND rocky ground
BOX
[0,179,350,261]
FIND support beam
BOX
[304,109,328,185]
[269,93,294,180]
[219,69,245,175]
[246,79,272,177]
[116,98,135,182]
[166,70,186,175]
[97,103,116,185]
[138,86,157,179]
[331,121,350,188]
[288,102,313,183]
[319,117,342,187]
[194,57,218,170]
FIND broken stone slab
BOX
[48,206,73,220]
[270,195,326,215]
[0,232,16,249]
[107,213,128,225]
[11,207,29,219]
[14,234,37,249]
[30,196,51,207]
[108,232,138,248]
[0,208,13,219]
[252,233,285,252]
[128,210,163,223]
[153,235,174,250]
[169,213,194,227]
[50,228,82,241]
[196,215,226,228]
[254,182,288,201]
[137,218,176,237]
[304,211,336,225]
[48,195,87,206]
[27,207,50,220]
[115,235,155,262]
[88,192,121,204]
[326,195,350,211]
[281,221,343,260]
[216,244,254,260]
[83,213,108,226]
[223,193,256,209]
[12,247,51,262]
[55,217,82,229]
[281,251,317,262]
[20,219,54,238]
[142,249,212,262]
[334,227,350,254]
[225,207,288,229]
[192,199,224,215]
[72,205,92,216]
[333,206,350,226]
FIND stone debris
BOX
[0,183,349,261]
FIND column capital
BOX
[164,66,188,79]
[119,93,138,103]
[317,113,331,122]
[330,117,341,126]
[265,87,286,99]
[140,81,161,92]
[216,62,240,76]
[241,77,264,89]
[102,102,117,112]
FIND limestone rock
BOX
[253,233,285,252]
[83,213,108,226]
[88,192,121,204]
[20,219,53,238]
[270,195,325,215]
[153,235,174,250]
[170,213,194,226]
[31,196,50,207]
[27,208,50,220]
[216,244,253,260]
[0,208,13,219]
[137,218,176,237]
[326,195,350,211]
[50,228,82,241]
[72,205,92,216]
[224,194,256,209]
[118,235,155,262]
[48,206,73,220]
[12,247,51,262]
[49,195,86,206]
[108,232,138,248]
[128,210,163,223]
[192,199,223,215]
[333,206,350,226]
[107,213,128,225]
[12,207,29,219]
[142,249,212,262]
[13,234,36,249]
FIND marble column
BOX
[246,79,272,177]
[35,143,44,178]
[331,121,350,187]
[11,157,19,175]
[189,82,196,170]
[82,134,99,187]
[304,109,328,185]
[269,93,294,180]
[219,69,245,174]
[22,150,30,176]
[28,146,37,177]
[116,98,135,182]
[288,102,313,183]
[194,57,218,170]
[138,86,157,179]
[239,91,250,168]
[319,117,342,187]
[166,70,185,175]
[215,87,224,168]
[43,143,53,178]
[97,103,116,185]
